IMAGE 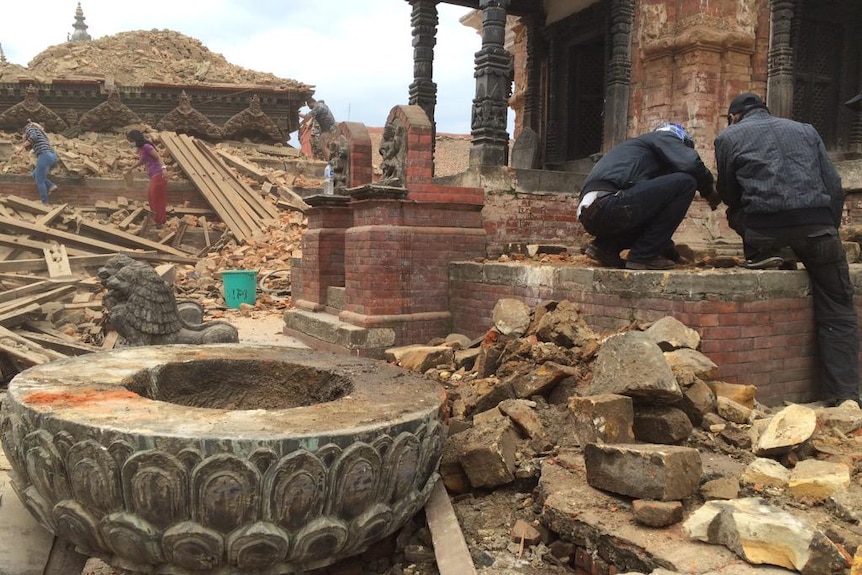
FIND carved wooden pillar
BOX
[469,0,512,168]
[522,13,545,134]
[767,0,797,117]
[408,0,438,163]
[603,0,634,151]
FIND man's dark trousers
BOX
[580,173,696,261]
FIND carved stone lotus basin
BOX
[0,345,447,574]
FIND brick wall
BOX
[449,262,861,406]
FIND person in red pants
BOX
[126,129,167,225]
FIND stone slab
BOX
[538,451,790,575]
[0,448,54,575]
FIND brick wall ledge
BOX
[448,261,841,302]
[448,262,862,404]
[339,310,452,328]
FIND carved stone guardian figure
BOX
[98,254,239,346]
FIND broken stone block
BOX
[700,476,740,500]
[458,417,519,489]
[454,348,480,371]
[675,379,715,426]
[683,498,846,573]
[741,458,791,489]
[589,332,682,402]
[568,394,635,446]
[492,298,532,336]
[632,499,684,527]
[632,405,693,444]
[510,519,542,546]
[533,300,596,349]
[644,315,701,351]
[787,459,851,502]
[394,345,454,373]
[505,361,569,398]
[754,404,817,456]
[663,348,718,380]
[716,396,752,424]
[583,443,702,501]
[707,381,757,409]
[498,399,552,451]
[816,405,862,437]
[439,438,471,494]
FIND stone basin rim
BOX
[6,344,445,440]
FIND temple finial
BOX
[70,2,92,42]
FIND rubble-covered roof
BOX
[3,29,310,90]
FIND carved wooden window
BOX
[792,0,861,150]
[567,40,606,160]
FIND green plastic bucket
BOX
[221,270,258,308]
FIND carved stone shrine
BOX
[0,345,446,573]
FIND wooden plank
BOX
[12,330,99,356]
[200,142,279,219]
[0,251,196,273]
[35,204,68,227]
[0,303,41,328]
[0,280,55,304]
[76,220,192,258]
[118,207,145,230]
[0,285,77,315]
[43,244,73,278]
[0,232,90,258]
[200,216,211,247]
[0,324,67,364]
[184,134,272,230]
[0,214,140,254]
[215,148,268,181]
[425,480,478,575]
[101,331,119,350]
[161,132,253,242]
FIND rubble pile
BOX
[3,30,307,88]
[388,299,862,575]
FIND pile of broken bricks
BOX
[387,299,862,574]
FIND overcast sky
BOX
[0,1,484,135]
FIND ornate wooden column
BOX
[767,0,797,117]
[469,0,513,168]
[522,13,545,134]
[408,0,439,161]
[603,0,634,151]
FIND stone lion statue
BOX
[98,254,239,346]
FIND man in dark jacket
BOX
[578,122,718,270]
[715,92,859,409]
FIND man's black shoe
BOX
[582,243,625,268]
[625,256,676,270]
[742,256,784,270]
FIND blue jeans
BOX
[32,151,58,203]
[580,173,697,261]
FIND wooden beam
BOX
[0,285,77,315]
[118,207,145,230]
[0,280,55,304]
[215,148,268,181]
[425,480,478,575]
[0,251,196,273]
[0,302,41,328]
[15,330,100,356]
[77,220,193,258]
[0,233,89,257]
[0,324,66,365]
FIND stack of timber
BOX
[160,132,280,243]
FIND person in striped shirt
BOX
[20,120,59,204]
